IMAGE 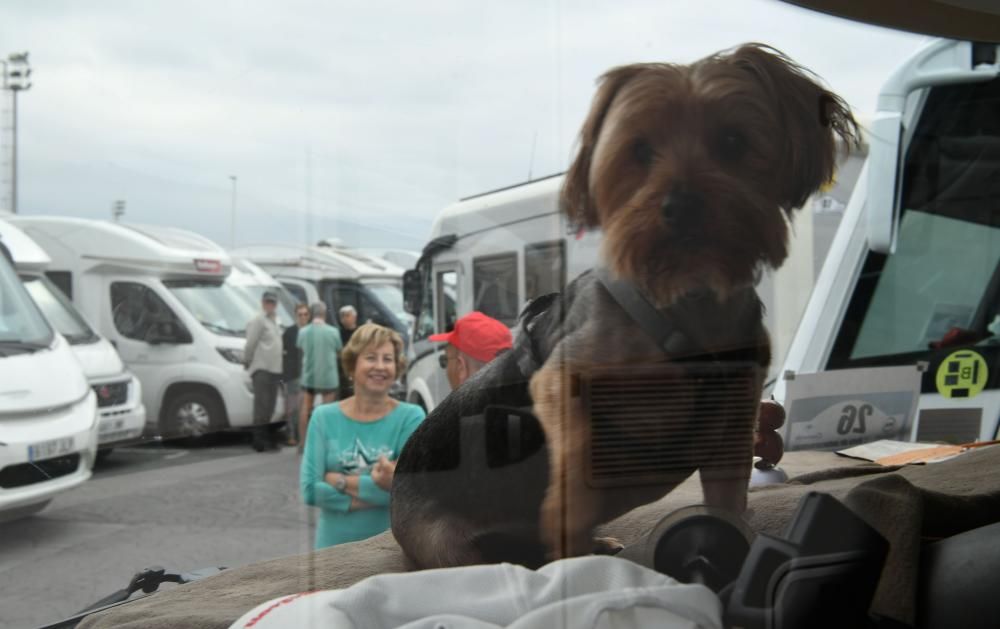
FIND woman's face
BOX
[353,340,397,395]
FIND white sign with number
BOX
[782,365,922,451]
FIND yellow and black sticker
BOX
[935,350,989,399]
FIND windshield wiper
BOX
[0,339,49,356]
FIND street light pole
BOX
[229,175,237,248]
[3,52,31,214]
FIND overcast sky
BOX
[0,1,925,251]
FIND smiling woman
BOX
[299,322,425,549]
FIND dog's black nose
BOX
[661,188,703,224]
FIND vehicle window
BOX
[413,264,435,342]
[164,279,258,337]
[0,257,53,346]
[367,283,408,326]
[111,281,186,342]
[21,275,98,344]
[437,270,457,333]
[473,253,518,326]
[45,270,73,299]
[524,240,565,302]
[282,282,308,305]
[829,79,1000,379]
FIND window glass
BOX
[45,270,73,300]
[21,275,98,344]
[111,281,185,342]
[282,282,308,305]
[524,240,565,302]
[437,270,457,333]
[0,256,53,346]
[830,79,1000,373]
[164,279,258,337]
[473,253,518,326]
[413,265,435,342]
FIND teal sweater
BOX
[300,401,425,549]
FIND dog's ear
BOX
[729,44,861,211]
[562,65,644,229]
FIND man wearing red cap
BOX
[430,311,513,390]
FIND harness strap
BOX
[593,267,707,358]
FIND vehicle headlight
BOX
[217,347,245,364]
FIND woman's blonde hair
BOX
[341,322,406,378]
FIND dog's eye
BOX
[631,139,653,166]
[715,128,747,164]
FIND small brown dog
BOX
[392,43,858,568]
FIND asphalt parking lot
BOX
[0,437,312,629]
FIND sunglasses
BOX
[438,353,449,369]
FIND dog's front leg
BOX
[530,361,602,560]
[699,411,754,514]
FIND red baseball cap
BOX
[429,311,513,363]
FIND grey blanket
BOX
[80,447,1000,628]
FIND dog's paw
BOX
[592,536,624,556]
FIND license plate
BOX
[28,437,75,462]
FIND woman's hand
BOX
[324,471,344,488]
[371,455,397,491]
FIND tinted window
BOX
[45,270,73,300]
[473,253,518,326]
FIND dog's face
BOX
[563,44,859,302]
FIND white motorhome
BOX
[0,220,97,521]
[774,38,1000,445]
[402,159,863,412]
[11,217,283,440]
[233,243,410,342]
[0,218,145,456]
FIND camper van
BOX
[402,158,863,412]
[10,217,283,440]
[0,218,145,456]
[0,219,98,521]
[232,243,409,342]
[773,38,1000,445]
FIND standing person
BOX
[338,305,358,399]
[300,322,425,549]
[297,301,342,450]
[281,303,310,447]
[338,305,358,345]
[431,311,513,390]
[244,292,283,452]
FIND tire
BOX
[161,391,225,441]
[96,448,114,464]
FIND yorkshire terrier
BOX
[392,43,859,569]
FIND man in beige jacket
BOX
[244,291,283,451]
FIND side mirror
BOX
[867,40,999,254]
[403,269,422,316]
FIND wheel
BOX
[96,448,114,464]
[161,391,224,440]
[0,500,51,523]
